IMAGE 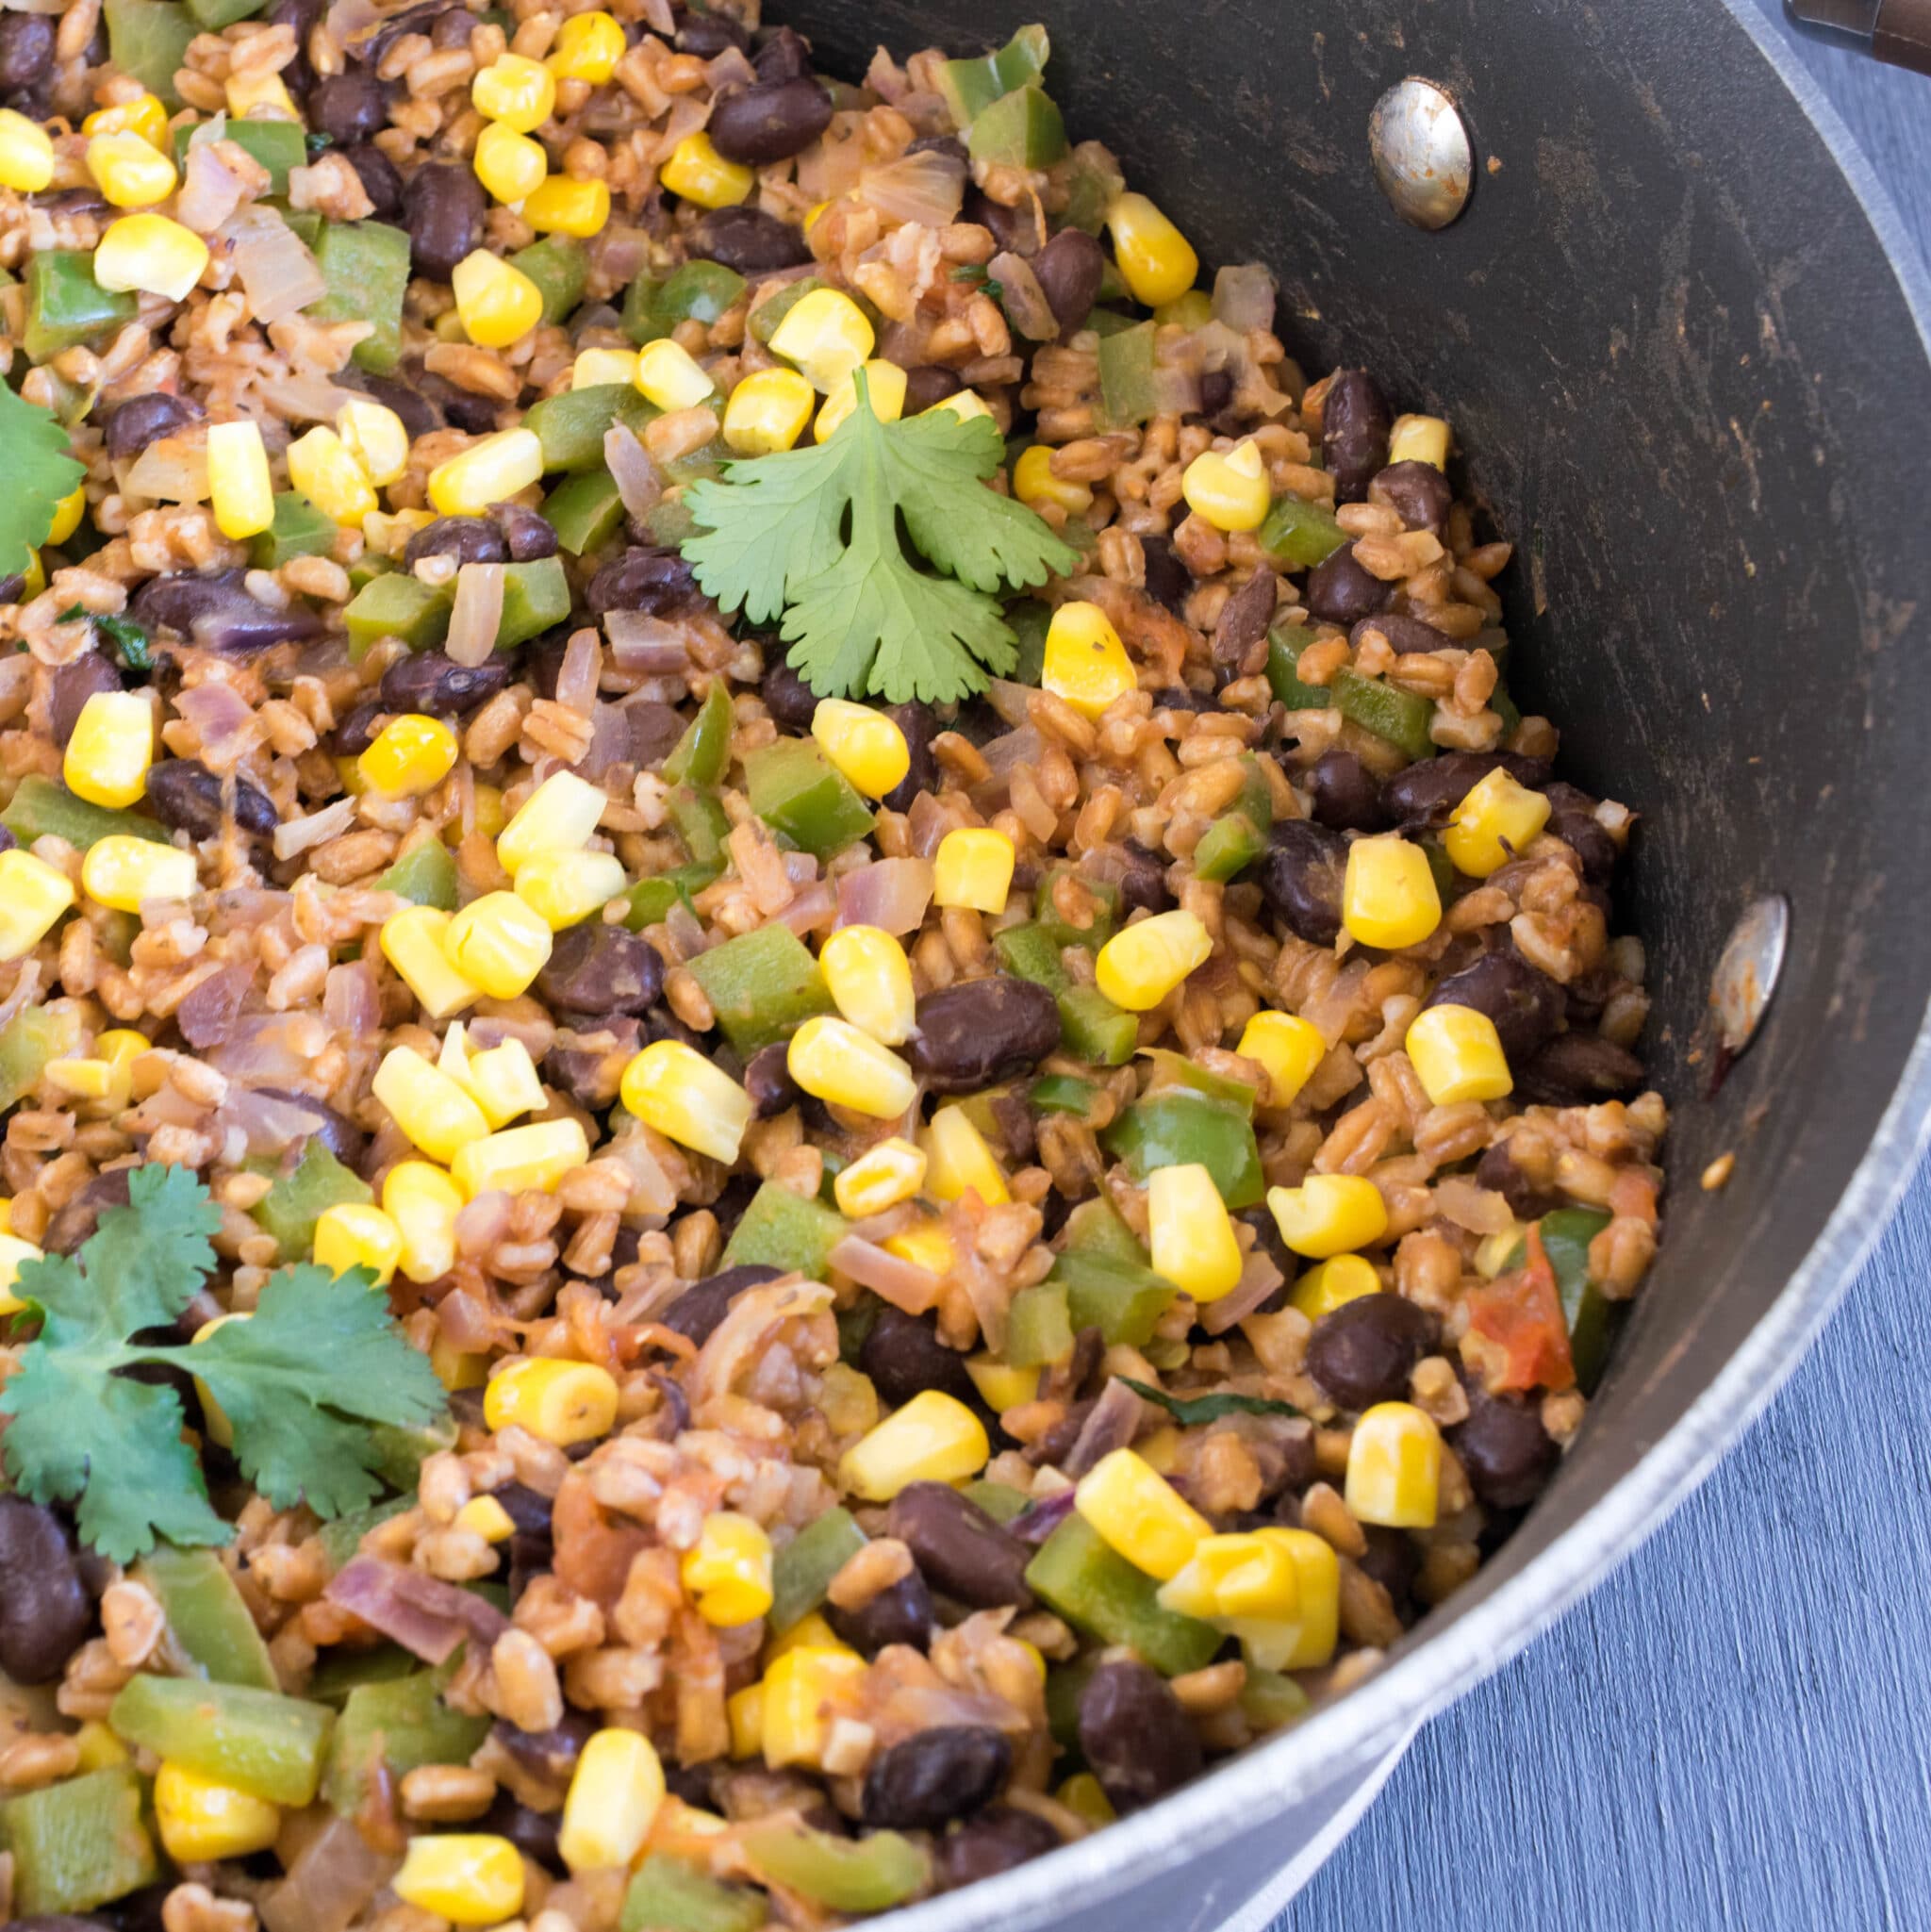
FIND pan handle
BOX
[1784,0,1931,72]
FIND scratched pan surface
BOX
[779,0,1931,1924]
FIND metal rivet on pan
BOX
[1711,894,1789,1060]
[1368,79,1473,231]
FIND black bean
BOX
[707,77,833,166]
[586,544,701,617]
[751,24,813,83]
[933,1807,1060,1891]
[1140,532,1190,614]
[906,134,969,164]
[14,1919,116,1930]
[339,369,439,442]
[827,1569,933,1656]
[342,141,404,220]
[675,8,748,55]
[48,652,124,748]
[146,757,278,841]
[1197,366,1236,419]
[102,391,204,460]
[1381,751,1554,831]
[1259,818,1348,946]
[331,698,386,758]
[0,1496,92,1685]
[1114,836,1174,915]
[1321,369,1392,503]
[479,1791,564,1873]
[881,701,936,812]
[535,924,664,1017]
[907,976,1061,1094]
[310,67,387,144]
[127,569,321,653]
[1424,950,1566,1064]
[1371,460,1453,534]
[1350,611,1451,656]
[263,0,325,91]
[494,1482,554,1539]
[251,1086,366,1166]
[494,501,559,561]
[660,1263,784,1347]
[543,1030,633,1112]
[862,1309,978,1410]
[1021,1399,1090,1470]
[862,1726,1011,1830]
[1304,1293,1441,1411]
[963,186,1035,258]
[1475,1137,1558,1220]
[688,205,813,272]
[404,515,508,570]
[1542,782,1616,886]
[1214,566,1277,664]
[1454,1388,1560,1509]
[345,0,447,66]
[492,1706,594,1769]
[888,1481,1033,1611]
[760,656,819,732]
[0,574,24,605]
[42,1167,132,1257]
[1303,545,1393,625]
[744,1041,800,1118]
[1078,1660,1201,1814]
[1514,1031,1644,1106]
[1031,226,1105,336]
[380,650,512,718]
[0,824,13,852]
[1356,1523,1420,1607]
[0,12,53,91]
[429,5,473,46]
[623,700,685,769]
[417,368,500,435]
[1306,748,1388,832]
[899,364,962,415]
[404,161,487,281]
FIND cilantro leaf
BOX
[0,384,87,581]
[1120,1377,1302,1427]
[681,372,1079,704]
[59,604,152,671]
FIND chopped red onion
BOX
[209,1012,326,1084]
[174,679,261,770]
[323,1557,509,1663]
[835,857,933,935]
[554,627,602,713]
[772,879,836,936]
[603,609,691,675]
[215,1084,329,1157]
[1199,1247,1289,1335]
[272,795,357,862]
[1213,262,1279,334]
[989,251,1058,340]
[322,959,379,1036]
[221,204,325,323]
[177,963,255,1050]
[446,561,504,669]
[604,423,663,520]
[259,1810,398,1932]
[704,45,756,92]
[639,0,674,32]
[1063,1378,1147,1477]
[176,135,251,237]
[858,148,966,227]
[828,1234,942,1314]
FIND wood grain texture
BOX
[1279,13,1931,1928]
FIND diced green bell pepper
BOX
[620,271,663,344]
[250,490,337,569]
[0,1006,83,1112]
[966,85,1066,169]
[935,22,1049,124]
[1049,1249,1176,1347]
[250,1140,372,1260]
[344,571,453,658]
[1056,983,1139,1065]
[992,921,1070,994]
[305,1643,419,1707]
[1034,862,1119,949]
[1193,810,1267,883]
[748,275,826,345]
[379,837,459,911]
[307,221,412,374]
[622,1854,767,1932]
[1098,320,1159,429]
[542,467,626,555]
[1024,1516,1222,1676]
[1008,596,1050,685]
[1104,1089,1263,1208]
[281,204,325,253]
[1266,629,1435,759]
[625,261,748,346]
[134,1545,277,1690]
[742,1818,930,1914]
[668,785,731,868]
[1266,626,1327,709]
[509,235,587,325]
[960,1478,1032,1524]
[646,495,698,545]
[0,1764,158,1916]
[1154,290,1214,331]
[348,551,395,592]
[1044,1653,1095,1754]
[769,1506,867,1633]
[317,1494,416,1572]
[1029,1073,1097,1117]
[2,775,168,849]
[497,556,571,649]
[524,383,657,474]
[744,736,877,860]
[1241,1666,1312,1730]
[186,0,266,27]
[1062,142,1126,237]
[718,1180,848,1279]
[1141,1046,1258,1116]
[23,252,139,363]
[662,679,734,786]
[366,1412,458,1491]
[685,922,834,1050]
[1510,1207,1617,1395]
[1423,835,1454,901]
[108,1674,336,1807]
[103,0,198,108]
[1062,1195,1147,1265]
[1083,306,1140,338]
[323,1670,491,1816]
[1004,1279,1074,1366]
[174,114,303,190]
[621,862,719,931]
[1257,495,1348,569]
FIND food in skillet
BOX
[0,6,1664,1924]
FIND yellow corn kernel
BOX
[358,713,459,798]
[1289,1253,1381,1320]
[472,52,556,131]
[385,1161,465,1284]
[206,419,274,540]
[432,1331,488,1394]
[46,484,86,546]
[1442,767,1552,879]
[64,689,153,810]
[443,890,553,999]
[815,358,908,442]
[524,172,610,238]
[1154,289,1213,330]
[84,92,169,147]
[192,1310,245,1445]
[86,129,175,207]
[1475,1221,1527,1280]
[1042,600,1136,718]
[787,1015,917,1120]
[497,769,607,874]
[1156,1530,1300,1622]
[1105,191,1198,306]
[661,129,752,208]
[451,248,544,349]
[0,850,74,962]
[928,388,994,422]
[723,367,817,454]
[839,1389,990,1502]
[573,346,639,390]
[1074,1446,1211,1580]
[635,336,717,411]
[559,1728,666,1874]
[1405,1002,1512,1106]
[1345,1401,1442,1527]
[1147,1161,1243,1301]
[44,1057,117,1102]
[224,68,297,119]
[1013,443,1093,516]
[727,1681,765,1759]
[1057,1772,1116,1828]
[429,426,545,517]
[1238,1009,1326,1109]
[93,212,208,304]
[1341,835,1440,949]
[454,1494,516,1543]
[19,551,44,598]
[154,1761,280,1865]
[920,1104,1008,1206]
[818,923,915,1043]
[440,1023,546,1129]
[0,108,54,192]
[682,1511,775,1627]
[373,1046,491,1164]
[74,1720,130,1773]
[1181,438,1271,533]
[832,1135,926,1217]
[1095,906,1212,1012]
[548,9,625,81]
[286,423,379,526]
[1267,1173,1388,1260]
[761,1646,866,1769]
[313,1202,404,1286]
[810,698,909,801]
[513,849,626,930]
[0,1230,44,1317]
[964,1355,1038,1412]
[392,1834,525,1926]
[765,1610,851,1665]
[381,905,484,1019]
[620,1038,752,1164]
[1386,413,1450,470]
[472,117,548,204]
[452,1116,590,1198]
[470,783,507,837]
[768,287,875,393]
[485,1357,620,1446]
[1230,1527,1340,1670]
[882,1216,953,1278]
[932,826,1015,914]
[81,834,196,912]
[0,1198,11,1234]
[337,398,411,488]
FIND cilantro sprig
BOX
[1120,1377,1301,1427]
[58,604,152,671]
[0,1164,446,1561]
[681,370,1079,704]
[0,383,86,583]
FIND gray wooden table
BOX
[1279,12,1931,1928]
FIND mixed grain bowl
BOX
[0,3,1665,1926]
